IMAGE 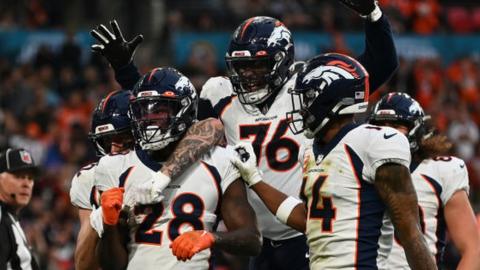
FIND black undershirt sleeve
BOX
[357,14,399,93]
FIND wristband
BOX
[276,196,302,224]
[361,4,382,22]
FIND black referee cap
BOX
[0,148,40,176]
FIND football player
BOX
[95,67,261,270]
[369,92,480,269]
[90,1,399,268]
[70,90,226,270]
[70,90,135,270]
[231,54,437,269]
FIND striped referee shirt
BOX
[0,202,39,270]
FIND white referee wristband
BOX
[275,196,302,224]
[361,4,382,22]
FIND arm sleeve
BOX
[69,171,94,209]
[114,63,142,90]
[439,157,470,205]
[199,77,235,120]
[363,127,411,183]
[211,146,241,193]
[220,147,242,193]
[94,157,119,192]
[357,14,399,92]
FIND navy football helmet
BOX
[369,92,430,151]
[225,16,294,105]
[287,53,369,139]
[130,67,198,151]
[89,90,134,156]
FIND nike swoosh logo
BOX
[383,133,397,139]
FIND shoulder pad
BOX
[201,76,234,107]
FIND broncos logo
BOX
[408,101,423,116]
[303,63,358,88]
[267,25,292,48]
[175,76,196,97]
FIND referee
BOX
[0,148,39,270]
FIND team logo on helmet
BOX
[175,76,197,98]
[408,101,423,115]
[302,64,358,89]
[267,24,292,48]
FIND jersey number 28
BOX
[135,193,205,245]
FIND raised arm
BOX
[374,163,437,270]
[338,0,399,91]
[90,19,143,90]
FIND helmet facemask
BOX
[226,55,281,105]
[130,96,194,151]
[89,128,134,156]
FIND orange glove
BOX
[170,230,215,261]
[100,187,124,225]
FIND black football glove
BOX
[338,0,377,16]
[90,20,143,69]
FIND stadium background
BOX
[0,0,479,269]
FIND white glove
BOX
[231,142,263,187]
[90,206,104,237]
[131,171,171,205]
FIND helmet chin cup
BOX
[140,126,175,151]
[239,88,271,105]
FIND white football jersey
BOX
[301,124,411,269]
[201,75,311,240]
[94,146,240,270]
[70,162,99,209]
[386,156,469,269]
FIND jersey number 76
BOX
[239,119,300,172]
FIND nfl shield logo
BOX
[20,151,32,164]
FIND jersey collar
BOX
[135,149,162,172]
[313,123,360,162]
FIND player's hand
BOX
[90,19,143,69]
[231,142,263,187]
[170,230,215,261]
[131,171,171,205]
[338,0,377,16]
[100,187,124,225]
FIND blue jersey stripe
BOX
[201,161,223,231]
[118,166,134,188]
[345,145,385,270]
[213,95,234,118]
[421,174,446,265]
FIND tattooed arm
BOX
[161,118,224,179]
[374,163,437,270]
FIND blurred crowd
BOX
[0,1,480,269]
[1,0,480,34]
